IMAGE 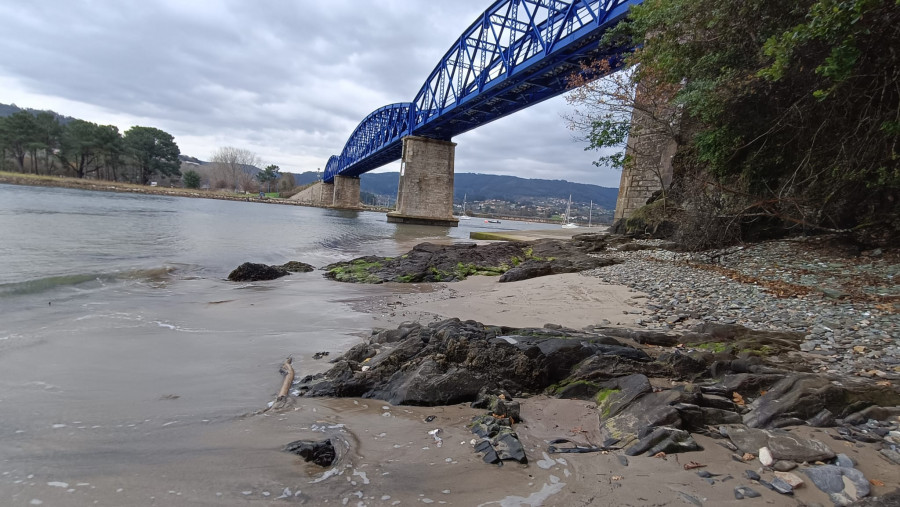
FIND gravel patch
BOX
[584,237,899,379]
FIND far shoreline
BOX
[0,171,610,227]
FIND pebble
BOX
[585,237,899,378]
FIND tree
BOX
[569,0,900,245]
[209,146,260,193]
[256,164,280,193]
[123,126,181,185]
[182,169,201,189]
[0,111,38,172]
[57,119,103,178]
[32,112,62,175]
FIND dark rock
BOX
[849,489,900,507]
[624,426,702,456]
[283,439,336,467]
[227,262,289,281]
[745,470,761,481]
[498,260,552,282]
[617,455,629,466]
[470,415,526,465]
[835,453,855,468]
[594,327,680,347]
[808,409,836,427]
[770,477,794,495]
[493,431,527,463]
[767,433,835,462]
[743,374,900,429]
[280,261,315,273]
[805,465,871,502]
[844,406,900,426]
[311,351,329,360]
[601,389,683,446]
[323,239,620,284]
[774,460,798,472]
[721,425,771,454]
[734,486,761,499]
[596,374,652,419]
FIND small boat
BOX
[562,194,579,229]
[459,193,471,220]
[485,219,501,224]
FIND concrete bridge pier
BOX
[289,181,333,207]
[387,136,459,227]
[332,175,361,209]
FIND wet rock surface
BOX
[322,238,619,284]
[283,439,336,467]
[227,260,314,281]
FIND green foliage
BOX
[123,126,181,185]
[182,169,201,189]
[256,164,280,192]
[601,0,900,238]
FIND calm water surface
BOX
[0,183,553,506]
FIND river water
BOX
[0,184,555,506]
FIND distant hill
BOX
[292,171,619,209]
[0,103,76,124]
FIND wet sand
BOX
[363,272,645,330]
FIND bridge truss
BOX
[324,0,641,182]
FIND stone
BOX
[774,472,804,489]
[600,389,683,446]
[770,477,794,495]
[767,433,835,462]
[280,261,315,273]
[721,425,770,454]
[835,453,855,468]
[595,374,652,420]
[743,374,900,429]
[498,261,552,282]
[804,465,871,502]
[734,486,761,499]
[744,470,761,481]
[624,426,702,456]
[807,409,836,427]
[283,439,336,467]
[227,262,289,281]
[773,460,798,472]
[759,447,774,466]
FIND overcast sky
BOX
[0,0,623,188]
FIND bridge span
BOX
[314,0,643,225]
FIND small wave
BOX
[0,266,178,298]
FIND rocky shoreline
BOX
[286,232,899,505]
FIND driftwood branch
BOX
[258,356,294,414]
[277,356,294,401]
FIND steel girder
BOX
[324,0,642,183]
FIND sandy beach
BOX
[3,213,897,506]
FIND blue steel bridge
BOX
[323,0,642,184]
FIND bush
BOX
[182,170,201,189]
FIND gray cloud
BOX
[0,0,623,187]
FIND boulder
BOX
[322,239,620,284]
[600,389,684,446]
[743,374,900,429]
[280,261,315,273]
[227,262,289,281]
[624,426,702,456]
[298,318,652,406]
[804,465,871,505]
[498,260,552,282]
[720,424,835,462]
[283,439,336,467]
